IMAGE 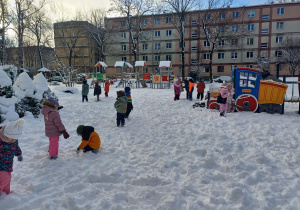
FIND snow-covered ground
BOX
[1,82,300,209]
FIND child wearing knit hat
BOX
[0,119,24,195]
[41,98,70,159]
[76,125,101,154]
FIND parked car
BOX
[49,76,63,82]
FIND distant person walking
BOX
[82,80,89,102]
[93,80,102,102]
[184,78,189,100]
[104,79,110,97]
[173,78,183,101]
[196,79,206,100]
[189,78,195,101]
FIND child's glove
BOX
[62,130,70,139]
[17,155,23,162]
[76,148,81,154]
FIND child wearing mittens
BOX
[41,98,70,159]
[0,119,24,195]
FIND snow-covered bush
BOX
[15,97,41,118]
[33,73,57,101]
[0,70,19,123]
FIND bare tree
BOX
[27,5,52,69]
[279,36,300,76]
[11,0,46,71]
[161,0,198,81]
[198,0,239,82]
[55,55,77,87]
[0,0,12,65]
[255,52,272,72]
[109,0,153,71]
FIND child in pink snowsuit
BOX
[0,119,24,195]
[41,98,69,159]
[217,83,228,117]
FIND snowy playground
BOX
[0,71,300,209]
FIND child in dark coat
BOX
[114,90,128,127]
[124,87,133,118]
[93,80,102,102]
[0,119,24,195]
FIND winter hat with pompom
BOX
[3,119,25,139]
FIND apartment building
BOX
[54,21,100,74]
[104,2,300,79]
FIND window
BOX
[179,54,182,61]
[247,38,254,45]
[154,55,160,62]
[247,52,253,58]
[233,11,239,18]
[121,45,126,51]
[142,44,148,50]
[166,43,172,49]
[247,65,253,68]
[262,15,269,20]
[191,59,197,65]
[261,43,268,48]
[191,46,197,51]
[154,31,160,37]
[232,39,238,46]
[248,10,255,17]
[121,56,126,61]
[219,39,225,46]
[275,51,282,57]
[217,66,224,72]
[218,53,225,59]
[218,26,225,33]
[276,36,283,43]
[166,30,172,36]
[131,25,136,29]
[142,19,147,25]
[142,56,148,61]
[143,68,148,73]
[203,54,210,60]
[120,21,126,27]
[219,13,225,19]
[191,33,198,38]
[166,17,172,23]
[204,66,209,73]
[191,20,198,25]
[277,22,284,29]
[166,55,171,61]
[277,8,285,15]
[154,43,160,49]
[179,42,185,48]
[261,29,269,34]
[154,18,160,24]
[231,52,238,59]
[204,41,210,47]
[248,24,254,31]
[232,25,239,32]
[121,32,126,39]
[179,67,182,74]
[205,14,211,20]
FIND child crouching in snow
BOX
[217,83,228,117]
[41,98,70,159]
[76,125,101,154]
[0,119,24,195]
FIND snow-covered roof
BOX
[114,61,133,68]
[95,61,107,68]
[135,61,147,67]
[159,61,172,68]
[38,67,51,72]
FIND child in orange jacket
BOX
[104,79,110,97]
[76,125,101,154]
[188,79,195,101]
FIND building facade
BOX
[54,21,100,74]
[104,2,300,79]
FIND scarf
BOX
[0,126,17,143]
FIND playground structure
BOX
[150,61,173,89]
[207,67,290,114]
[114,61,136,88]
[88,61,107,87]
[133,61,147,88]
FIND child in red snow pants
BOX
[0,171,12,194]
[49,136,59,157]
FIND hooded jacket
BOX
[197,82,205,93]
[114,96,128,114]
[78,126,101,150]
[41,100,66,137]
[94,84,102,95]
[104,79,110,92]
[82,83,89,96]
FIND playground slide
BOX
[115,79,122,88]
